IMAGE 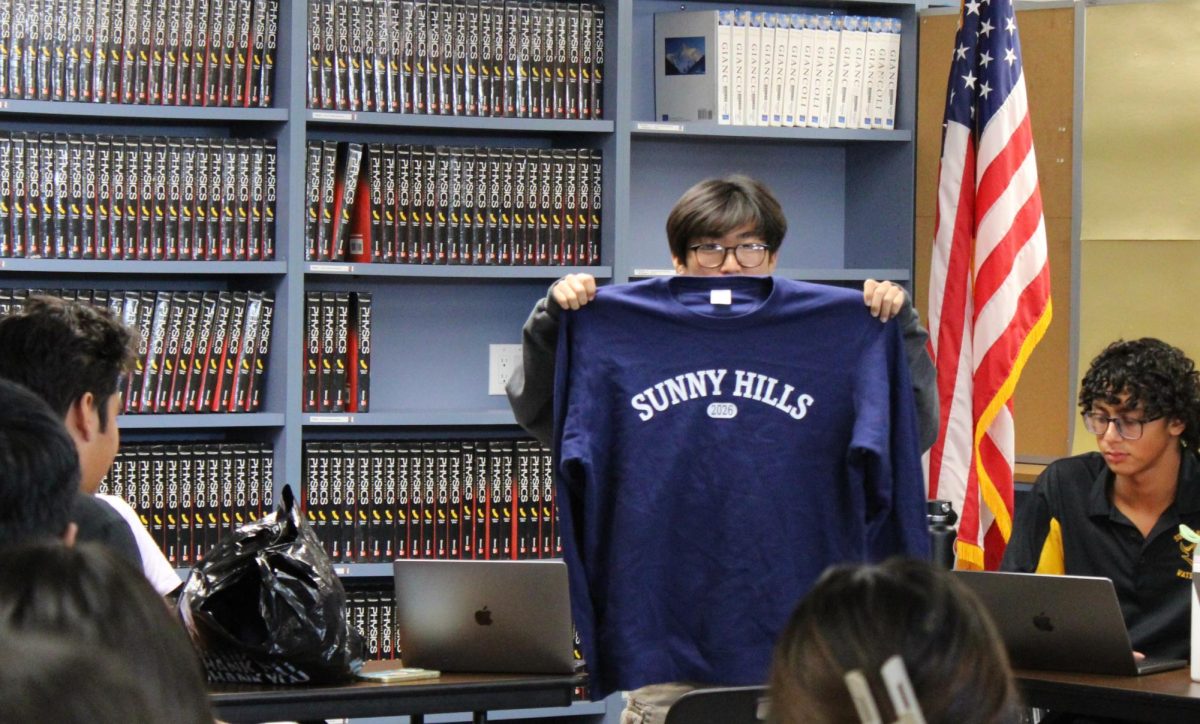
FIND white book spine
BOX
[795,14,815,128]
[882,19,901,129]
[832,16,866,130]
[745,12,761,127]
[769,13,788,127]
[860,17,885,130]
[808,15,837,128]
[717,11,734,124]
[758,12,775,126]
[731,11,749,125]
[782,14,803,127]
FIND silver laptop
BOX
[954,570,1186,676]
[393,559,577,675]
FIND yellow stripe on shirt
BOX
[1035,517,1066,575]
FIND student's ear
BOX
[65,393,99,443]
[671,255,686,274]
[1168,418,1186,438]
[62,522,78,547]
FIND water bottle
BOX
[1192,546,1200,681]
[927,500,958,570]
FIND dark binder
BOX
[348,291,371,412]
[198,290,233,412]
[214,290,247,412]
[302,291,321,412]
[230,290,262,411]
[247,291,273,411]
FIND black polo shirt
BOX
[1001,450,1200,659]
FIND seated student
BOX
[0,630,163,724]
[0,378,83,547]
[1001,338,1200,661]
[0,295,177,594]
[769,558,1023,724]
[0,542,214,724]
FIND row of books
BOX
[344,587,401,662]
[655,11,901,130]
[303,440,559,563]
[302,290,371,414]
[304,142,602,266]
[0,133,278,261]
[0,288,275,414]
[306,0,604,119]
[95,442,275,566]
[0,0,279,106]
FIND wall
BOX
[1072,0,1200,453]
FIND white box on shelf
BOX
[653,9,732,123]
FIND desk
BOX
[210,662,586,724]
[1016,668,1200,723]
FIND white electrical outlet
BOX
[488,344,523,395]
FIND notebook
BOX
[953,570,1186,676]
[393,559,578,675]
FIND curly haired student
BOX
[1002,338,1200,661]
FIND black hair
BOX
[1079,338,1200,450]
[0,542,214,724]
[0,378,81,546]
[665,175,788,261]
[769,558,1022,724]
[0,296,136,431]
[0,630,159,724]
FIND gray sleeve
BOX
[896,297,940,453]
[505,284,563,448]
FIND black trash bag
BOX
[179,485,364,685]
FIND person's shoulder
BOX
[71,492,125,526]
[95,493,139,522]
[1037,452,1107,491]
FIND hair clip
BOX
[842,656,927,724]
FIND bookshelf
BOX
[2,1,918,718]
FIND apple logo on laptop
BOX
[475,606,493,626]
[1032,612,1055,632]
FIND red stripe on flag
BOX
[973,190,1045,315]
[927,141,977,500]
[973,263,1053,406]
[975,113,1035,221]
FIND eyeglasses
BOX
[1081,411,1162,440]
[688,242,771,269]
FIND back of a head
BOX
[769,558,1022,724]
[0,630,160,724]
[0,378,81,547]
[0,542,214,724]
[0,295,135,421]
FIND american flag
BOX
[926,0,1053,570]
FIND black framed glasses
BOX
[688,242,770,269]
[1081,411,1162,440]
